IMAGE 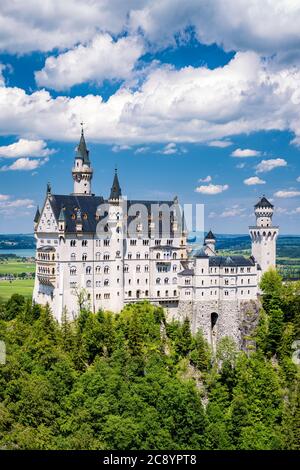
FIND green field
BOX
[0,279,34,300]
[0,260,35,275]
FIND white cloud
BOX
[256,158,287,173]
[0,194,9,201]
[199,175,212,183]
[297,176,300,182]
[0,157,48,171]
[220,206,246,218]
[3,51,300,146]
[134,146,150,154]
[274,190,300,198]
[129,0,300,57]
[195,183,229,195]
[0,1,145,53]
[0,194,35,215]
[159,143,178,155]
[231,148,261,158]
[0,1,299,59]
[208,140,232,148]
[112,144,131,152]
[236,163,246,169]
[0,138,54,158]
[35,34,144,90]
[244,176,266,185]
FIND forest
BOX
[0,269,299,450]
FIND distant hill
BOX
[0,233,300,258]
[0,234,35,250]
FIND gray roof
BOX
[44,194,180,235]
[209,256,255,267]
[255,196,273,209]
[110,170,122,199]
[34,206,40,223]
[194,247,209,258]
[205,230,215,240]
[76,129,90,165]
[178,268,194,276]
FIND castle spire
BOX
[109,167,122,200]
[72,126,93,195]
[76,124,90,165]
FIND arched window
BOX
[104,266,109,274]
[96,266,101,273]
[95,252,101,261]
[86,280,91,288]
[86,266,91,275]
[136,252,141,259]
[128,290,132,297]
[172,252,177,259]
[136,265,141,273]
[164,277,169,284]
[82,253,87,261]
[173,265,177,272]
[70,266,76,276]
[71,253,76,261]
[124,265,129,273]
[104,279,109,286]
[173,277,177,284]
[156,253,161,260]
[156,278,161,284]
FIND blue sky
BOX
[0,1,300,234]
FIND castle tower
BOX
[72,127,93,195]
[108,169,124,312]
[249,196,279,275]
[204,230,216,256]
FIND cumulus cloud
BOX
[256,158,287,173]
[0,194,9,201]
[0,1,300,59]
[195,183,229,195]
[274,190,300,198]
[2,51,300,146]
[220,206,246,218]
[158,142,187,155]
[297,176,300,182]
[0,194,35,215]
[244,176,266,185]
[0,157,48,171]
[199,175,212,183]
[129,0,300,57]
[35,34,144,90]
[0,1,145,53]
[231,148,261,158]
[0,139,54,158]
[208,140,233,148]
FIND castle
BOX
[33,130,279,348]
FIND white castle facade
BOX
[33,131,279,348]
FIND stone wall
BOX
[176,298,261,350]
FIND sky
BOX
[0,1,300,234]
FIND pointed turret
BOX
[58,205,66,222]
[72,126,93,195]
[58,205,66,233]
[255,195,273,209]
[109,168,122,200]
[76,127,90,165]
[46,182,51,196]
[205,230,215,241]
[34,206,40,223]
[204,229,216,255]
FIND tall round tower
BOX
[72,127,93,195]
[249,196,279,275]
